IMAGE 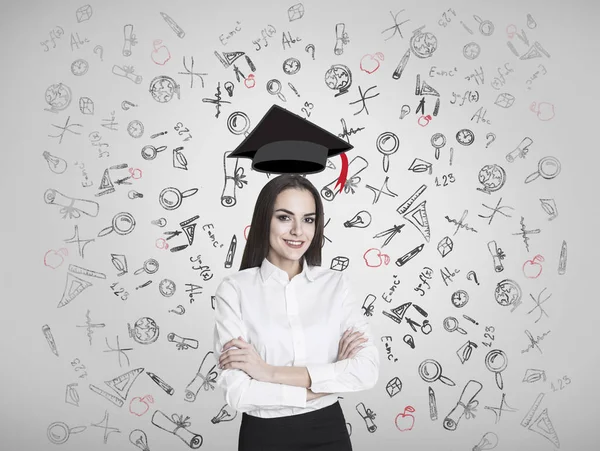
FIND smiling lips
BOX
[284,239,304,249]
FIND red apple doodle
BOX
[523,254,544,278]
[44,248,68,269]
[360,52,385,74]
[244,74,256,89]
[151,39,171,65]
[395,405,416,432]
[129,395,154,416]
[363,248,390,267]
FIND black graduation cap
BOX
[227,104,354,193]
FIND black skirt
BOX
[238,401,353,451]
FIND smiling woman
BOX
[212,174,379,451]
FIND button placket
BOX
[286,282,306,365]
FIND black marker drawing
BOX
[133,258,159,276]
[331,256,349,271]
[185,352,218,402]
[395,244,424,267]
[487,240,505,272]
[477,164,506,194]
[400,104,411,119]
[48,115,82,144]
[150,75,180,102]
[440,267,460,286]
[283,57,301,75]
[90,410,121,444]
[79,96,94,114]
[526,288,551,323]
[57,271,92,308]
[158,279,176,297]
[356,402,377,433]
[451,290,469,308]
[152,411,203,449]
[168,332,199,350]
[437,236,453,257]
[418,359,455,386]
[97,212,136,237]
[456,128,475,146]
[178,56,207,88]
[444,317,467,334]
[344,210,372,228]
[558,240,567,274]
[112,64,143,84]
[428,386,437,420]
[463,42,481,59]
[159,187,198,210]
[130,429,151,451]
[443,380,482,430]
[494,279,522,307]
[539,198,558,220]
[382,10,410,40]
[409,26,437,58]
[484,393,518,423]
[478,197,514,224]
[47,421,86,444]
[506,137,533,162]
[445,210,478,235]
[485,349,508,389]
[70,59,89,76]
[202,82,230,117]
[169,305,186,315]
[430,133,445,160]
[408,157,432,174]
[524,156,561,183]
[104,336,133,367]
[266,79,286,102]
[147,371,175,395]
[523,369,546,383]
[128,317,160,345]
[385,377,402,397]
[521,329,551,355]
[111,253,128,276]
[224,81,234,97]
[373,224,404,247]
[376,132,399,172]
[75,4,92,22]
[127,120,144,138]
[473,15,494,36]
[288,3,304,21]
[160,11,185,38]
[494,92,515,108]
[45,83,72,113]
[42,324,59,356]
[76,309,105,345]
[334,23,349,55]
[365,175,397,204]
[65,383,80,407]
[325,64,352,96]
[122,24,137,56]
[349,85,380,115]
[512,216,540,252]
[473,432,499,451]
[456,340,478,364]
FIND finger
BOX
[347,338,368,353]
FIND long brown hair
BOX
[239,174,324,271]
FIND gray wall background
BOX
[1,0,599,450]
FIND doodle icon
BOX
[76,5,93,22]
[494,279,522,307]
[324,64,353,96]
[128,317,160,345]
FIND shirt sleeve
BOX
[213,276,307,413]
[306,271,380,393]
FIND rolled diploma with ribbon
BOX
[443,380,483,431]
[321,156,368,201]
[151,410,203,449]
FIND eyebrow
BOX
[274,209,316,217]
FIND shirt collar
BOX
[260,256,315,284]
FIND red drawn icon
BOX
[418,115,432,127]
[129,395,154,416]
[156,238,169,250]
[244,74,256,89]
[129,168,142,179]
[151,39,171,65]
[360,53,385,74]
[506,24,517,39]
[523,254,544,278]
[395,405,416,432]
[44,248,68,269]
[530,102,555,121]
[363,248,390,267]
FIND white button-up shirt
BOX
[213,256,380,418]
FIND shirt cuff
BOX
[306,362,338,392]
[280,384,307,408]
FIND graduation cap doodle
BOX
[227,104,354,194]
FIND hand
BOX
[337,328,368,362]
[219,337,273,382]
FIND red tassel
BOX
[334,153,348,194]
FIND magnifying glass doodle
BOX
[473,15,495,36]
[485,349,508,390]
[47,421,86,445]
[376,132,399,172]
[431,133,446,160]
[141,144,167,160]
[227,111,251,137]
[97,212,136,237]
[159,187,198,210]
[418,359,456,386]
[524,156,561,184]
[134,258,159,276]
[266,79,287,102]
[443,317,467,335]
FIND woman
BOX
[213,174,380,451]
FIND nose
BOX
[290,220,303,236]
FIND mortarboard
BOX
[227,104,354,194]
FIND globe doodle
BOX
[410,27,438,58]
[45,83,72,112]
[149,76,181,103]
[128,317,160,345]
[324,64,352,96]
[494,279,522,306]
[478,164,506,194]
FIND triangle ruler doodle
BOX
[382,302,412,324]
[529,408,559,448]
[420,80,440,97]
[57,272,92,308]
[99,169,114,190]
[104,367,144,401]
[182,223,196,246]
[403,200,431,242]
[89,384,124,407]
[214,50,245,68]
[520,45,542,60]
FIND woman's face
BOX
[267,188,316,266]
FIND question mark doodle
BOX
[169,305,185,315]
[305,44,316,60]
[93,45,104,61]
[486,133,496,148]
[466,270,479,285]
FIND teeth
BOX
[285,240,302,245]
